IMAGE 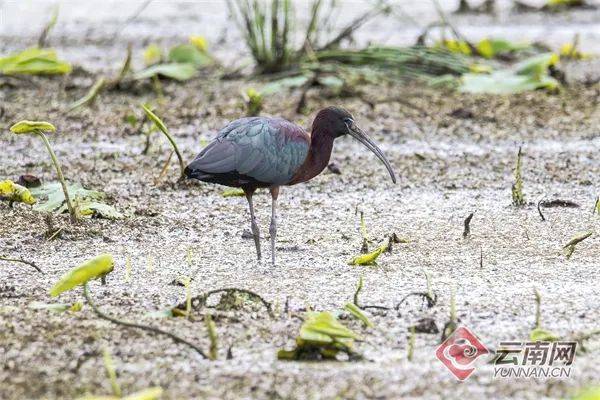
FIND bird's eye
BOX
[344,118,354,127]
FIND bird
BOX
[185,106,396,265]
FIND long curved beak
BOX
[348,125,397,184]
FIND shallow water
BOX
[1,0,600,71]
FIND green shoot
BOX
[353,276,364,307]
[141,105,186,180]
[9,121,76,222]
[186,248,194,266]
[593,196,599,215]
[407,326,416,362]
[534,287,542,329]
[424,271,434,301]
[205,314,218,360]
[125,255,132,283]
[344,303,374,328]
[37,5,59,48]
[102,347,122,397]
[530,288,559,341]
[181,276,192,319]
[512,146,525,206]
[563,231,593,259]
[68,77,106,112]
[359,211,370,252]
[243,88,263,116]
[441,286,457,342]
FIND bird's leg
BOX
[269,186,279,266]
[244,188,261,260]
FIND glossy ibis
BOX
[185,107,396,264]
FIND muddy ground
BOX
[1,2,600,400]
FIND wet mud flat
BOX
[0,71,599,399]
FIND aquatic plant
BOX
[9,120,76,222]
[50,254,209,358]
[141,105,186,180]
[228,0,390,73]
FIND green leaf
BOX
[168,44,211,67]
[134,63,197,81]
[222,188,245,197]
[0,180,36,205]
[572,387,600,400]
[344,303,374,328]
[278,311,360,360]
[476,38,529,59]
[460,53,560,94]
[76,200,123,220]
[49,253,114,296]
[29,301,83,313]
[261,75,310,94]
[348,243,388,266]
[299,311,360,345]
[530,327,560,342]
[0,48,71,75]
[9,120,56,134]
[29,182,104,213]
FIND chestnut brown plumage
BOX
[185,107,396,264]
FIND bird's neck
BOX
[290,126,335,185]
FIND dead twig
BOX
[181,288,274,318]
[537,198,546,221]
[83,284,208,358]
[0,256,43,273]
[463,212,474,238]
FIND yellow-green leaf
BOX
[134,62,197,81]
[143,44,162,66]
[0,48,71,75]
[299,311,360,345]
[530,327,560,342]
[344,303,374,328]
[29,301,82,313]
[222,188,245,197]
[0,180,36,205]
[141,105,168,135]
[123,387,163,400]
[572,387,600,400]
[189,36,208,52]
[9,120,56,134]
[49,254,114,297]
[348,243,388,266]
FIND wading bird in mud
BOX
[185,106,396,265]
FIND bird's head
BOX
[315,106,397,184]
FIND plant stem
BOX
[0,256,43,273]
[83,284,208,359]
[36,131,76,222]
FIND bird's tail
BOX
[184,164,213,181]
